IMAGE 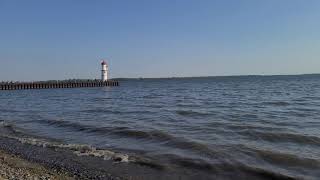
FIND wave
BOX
[23,119,175,141]
[81,108,154,114]
[28,119,128,134]
[0,120,25,136]
[240,146,320,169]
[0,120,7,126]
[176,103,203,108]
[289,107,318,112]
[155,153,298,180]
[240,165,298,180]
[142,94,162,99]
[176,110,212,117]
[22,119,222,157]
[112,129,174,141]
[160,153,217,171]
[262,101,291,106]
[111,129,224,158]
[238,130,320,146]
[0,109,21,113]
[0,121,168,170]
[0,129,129,163]
[0,121,315,179]
[225,124,289,132]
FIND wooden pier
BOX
[0,80,119,91]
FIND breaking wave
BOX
[0,121,129,163]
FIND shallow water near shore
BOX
[1,75,320,179]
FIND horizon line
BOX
[1,73,319,82]
[113,73,320,80]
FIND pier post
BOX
[0,80,119,91]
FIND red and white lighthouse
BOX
[101,60,108,81]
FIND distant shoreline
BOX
[1,73,319,82]
[113,73,320,80]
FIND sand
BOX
[0,150,73,180]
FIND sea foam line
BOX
[0,132,129,163]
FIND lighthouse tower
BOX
[101,60,108,81]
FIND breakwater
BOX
[0,80,119,90]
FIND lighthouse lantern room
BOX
[101,60,108,81]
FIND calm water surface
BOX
[1,75,320,179]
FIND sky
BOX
[0,0,320,81]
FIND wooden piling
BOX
[0,80,119,91]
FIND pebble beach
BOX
[0,150,73,180]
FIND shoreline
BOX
[0,136,121,180]
[0,134,191,180]
[0,135,299,180]
[0,122,301,180]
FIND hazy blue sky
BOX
[0,0,319,81]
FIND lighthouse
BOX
[101,60,108,81]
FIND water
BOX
[1,75,320,179]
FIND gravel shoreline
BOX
[0,150,73,180]
[0,136,123,180]
[0,135,299,180]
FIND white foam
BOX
[0,120,10,127]
[0,134,130,163]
